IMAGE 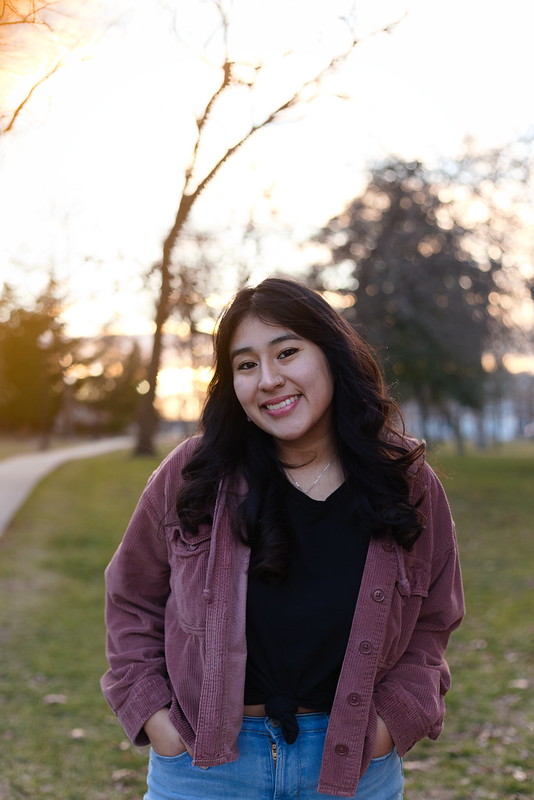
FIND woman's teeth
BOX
[265,395,299,411]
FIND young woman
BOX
[101,277,464,799]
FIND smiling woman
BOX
[101,277,464,800]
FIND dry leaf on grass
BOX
[403,758,438,771]
[43,694,67,704]
[112,769,137,782]
[509,678,530,689]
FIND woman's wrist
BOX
[373,714,394,757]
[144,708,189,757]
[144,707,172,736]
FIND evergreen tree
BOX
[0,281,65,436]
[314,160,506,442]
[75,338,146,434]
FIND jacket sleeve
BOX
[100,480,173,746]
[373,466,465,756]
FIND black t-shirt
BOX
[244,481,370,743]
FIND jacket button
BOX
[359,640,372,655]
[382,540,395,552]
[347,693,361,706]
[335,744,349,756]
[372,588,385,603]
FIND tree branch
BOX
[191,96,294,202]
[184,1,231,186]
[3,58,63,132]
[188,11,408,204]
[0,0,59,27]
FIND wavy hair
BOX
[176,277,425,582]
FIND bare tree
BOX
[136,1,403,454]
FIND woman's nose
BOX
[258,365,283,391]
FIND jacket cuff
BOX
[103,674,173,747]
[373,678,443,756]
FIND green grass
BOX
[403,445,534,799]
[0,450,165,800]
[0,444,533,799]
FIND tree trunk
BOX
[135,320,164,455]
[450,412,465,456]
[134,196,193,455]
[414,386,432,446]
[475,409,487,449]
[135,273,169,455]
[441,403,465,456]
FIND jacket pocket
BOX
[168,527,212,633]
[377,556,431,668]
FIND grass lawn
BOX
[0,443,533,799]
[403,443,534,799]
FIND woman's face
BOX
[229,315,335,451]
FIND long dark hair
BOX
[176,277,425,581]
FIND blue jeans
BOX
[144,713,404,799]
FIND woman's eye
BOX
[278,347,298,360]
[236,360,256,371]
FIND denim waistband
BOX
[241,712,329,735]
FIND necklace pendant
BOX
[287,459,333,496]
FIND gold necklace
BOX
[287,459,333,496]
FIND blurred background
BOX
[1,0,533,455]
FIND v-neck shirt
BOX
[244,481,370,743]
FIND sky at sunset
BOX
[1,0,534,344]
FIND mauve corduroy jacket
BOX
[101,436,464,797]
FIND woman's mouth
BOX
[262,394,301,415]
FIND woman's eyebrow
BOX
[230,333,302,362]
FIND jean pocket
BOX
[369,747,396,764]
[151,747,190,762]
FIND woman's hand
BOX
[372,714,394,758]
[144,708,191,758]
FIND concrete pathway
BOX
[0,437,133,537]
